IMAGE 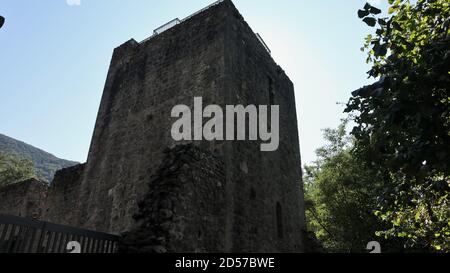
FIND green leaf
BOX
[358,9,370,18]
[388,6,397,14]
[378,18,387,26]
[363,17,377,27]
[369,6,382,15]
[376,43,388,56]
[415,211,420,221]
[364,3,372,11]
[392,21,402,30]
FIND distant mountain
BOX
[0,133,79,183]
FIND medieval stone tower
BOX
[44,0,306,252]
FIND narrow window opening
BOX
[276,202,283,239]
[250,188,256,199]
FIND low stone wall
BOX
[0,178,48,219]
[44,164,85,226]
[0,163,86,227]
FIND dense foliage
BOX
[304,122,404,252]
[306,0,449,252]
[0,133,78,182]
[0,153,37,188]
[345,0,450,251]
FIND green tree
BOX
[345,0,450,252]
[304,122,404,252]
[0,153,37,188]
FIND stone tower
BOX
[75,0,305,252]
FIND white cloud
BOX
[66,0,81,6]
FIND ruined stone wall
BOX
[44,164,85,226]
[120,144,226,253]
[0,164,85,226]
[0,179,48,219]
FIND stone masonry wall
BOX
[119,144,226,253]
[44,164,85,226]
[0,179,48,219]
[219,2,306,252]
[78,0,231,234]
[0,2,306,253]
[74,0,305,252]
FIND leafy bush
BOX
[0,153,37,188]
[345,0,450,252]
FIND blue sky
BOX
[0,0,388,165]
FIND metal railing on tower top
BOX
[139,0,271,55]
[140,0,224,44]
